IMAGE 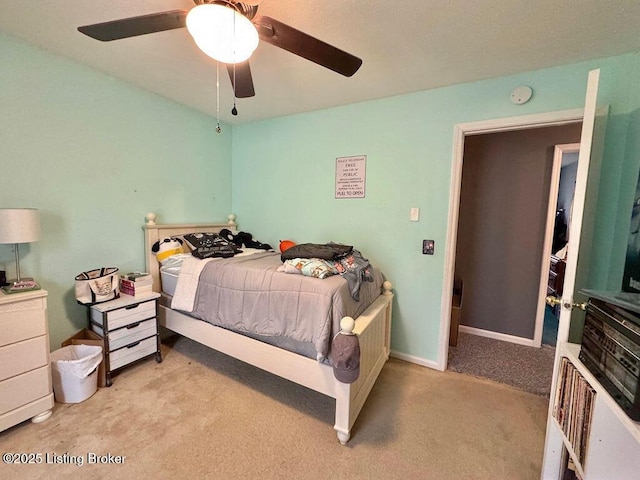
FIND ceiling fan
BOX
[77,0,363,99]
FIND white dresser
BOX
[0,289,54,431]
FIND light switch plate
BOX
[410,207,420,222]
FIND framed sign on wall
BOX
[335,155,366,199]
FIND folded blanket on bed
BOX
[171,256,215,312]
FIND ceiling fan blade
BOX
[254,16,362,77]
[226,62,255,98]
[78,10,189,41]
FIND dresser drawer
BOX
[0,336,49,382]
[91,299,156,330]
[92,318,157,351]
[0,366,51,415]
[0,308,47,348]
[0,296,46,314]
[109,336,157,371]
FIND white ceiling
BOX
[2,1,640,124]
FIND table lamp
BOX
[0,208,41,293]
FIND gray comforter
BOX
[188,251,383,358]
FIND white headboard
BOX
[142,212,237,293]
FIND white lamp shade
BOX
[0,208,41,244]
[186,4,259,64]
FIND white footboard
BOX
[334,284,393,444]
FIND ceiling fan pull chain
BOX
[232,63,238,116]
[216,61,221,133]
[231,11,238,116]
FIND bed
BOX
[142,213,393,444]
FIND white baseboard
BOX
[458,325,536,347]
[390,350,441,371]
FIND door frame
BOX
[437,108,587,371]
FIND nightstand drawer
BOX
[109,336,157,371]
[0,366,51,415]
[91,299,156,330]
[92,318,157,351]
[0,336,49,382]
[0,309,47,347]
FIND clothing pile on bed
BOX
[279,243,375,301]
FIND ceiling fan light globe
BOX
[186,4,258,64]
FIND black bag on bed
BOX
[280,243,353,262]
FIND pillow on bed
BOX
[152,237,185,264]
[183,232,241,259]
[277,258,338,279]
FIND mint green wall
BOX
[0,34,232,348]
[232,53,640,363]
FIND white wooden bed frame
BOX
[143,213,393,444]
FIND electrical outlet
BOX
[423,240,435,255]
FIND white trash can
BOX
[50,345,103,403]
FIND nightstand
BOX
[88,293,162,387]
[0,289,54,431]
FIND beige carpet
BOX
[1,336,549,480]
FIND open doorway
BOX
[446,122,582,395]
[455,125,582,343]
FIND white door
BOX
[541,68,603,478]
[553,68,601,344]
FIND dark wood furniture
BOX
[548,255,566,297]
